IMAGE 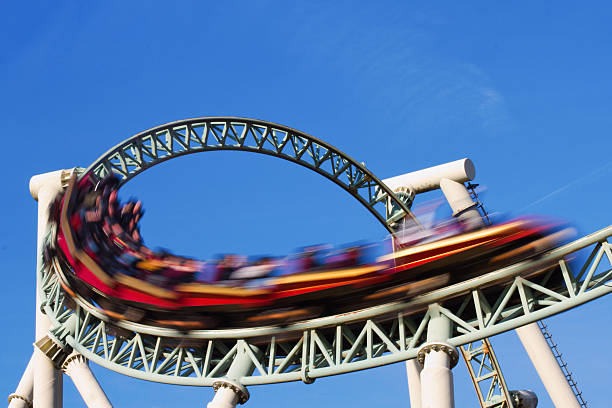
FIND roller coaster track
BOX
[36,117,612,391]
[41,219,612,386]
[83,117,418,231]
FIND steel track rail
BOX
[40,225,612,386]
[81,117,419,232]
[36,117,611,387]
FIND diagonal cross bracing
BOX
[40,222,612,386]
[83,117,418,232]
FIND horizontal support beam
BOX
[40,223,612,386]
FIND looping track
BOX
[83,117,418,231]
[42,224,612,385]
[39,117,612,386]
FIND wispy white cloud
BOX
[284,3,510,134]
[519,160,612,211]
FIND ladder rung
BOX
[475,371,497,382]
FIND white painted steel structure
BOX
[391,163,484,408]
[381,158,475,194]
[405,360,423,408]
[30,170,66,408]
[8,356,33,408]
[516,323,581,408]
[35,183,612,406]
[418,311,458,408]
[10,118,611,408]
[385,161,583,407]
[62,353,112,408]
[27,170,115,408]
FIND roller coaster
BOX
[10,117,612,408]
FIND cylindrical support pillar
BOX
[8,355,34,408]
[439,178,484,230]
[417,308,458,408]
[207,341,256,408]
[208,387,243,408]
[30,170,68,408]
[515,322,581,408]
[405,359,422,408]
[382,159,475,194]
[62,353,112,408]
[420,350,455,408]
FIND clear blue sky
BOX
[2,1,611,407]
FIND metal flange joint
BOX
[211,379,250,405]
[417,342,459,369]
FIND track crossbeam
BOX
[39,224,612,386]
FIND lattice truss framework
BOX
[40,226,612,386]
[85,117,416,231]
[460,338,513,408]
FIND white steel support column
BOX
[8,355,34,408]
[382,159,475,195]
[62,353,112,408]
[384,159,478,408]
[439,178,484,230]
[405,359,422,408]
[516,322,581,408]
[30,170,68,408]
[427,177,476,408]
[417,306,458,408]
[207,342,256,408]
